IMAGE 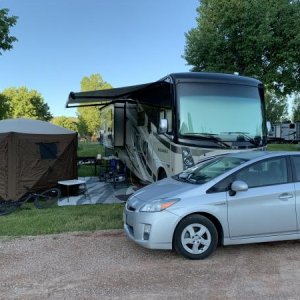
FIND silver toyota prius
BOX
[124,151,300,259]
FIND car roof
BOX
[227,151,300,161]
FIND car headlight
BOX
[139,198,180,212]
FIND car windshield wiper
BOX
[221,132,261,146]
[183,133,231,149]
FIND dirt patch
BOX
[0,230,299,299]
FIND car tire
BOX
[174,214,218,259]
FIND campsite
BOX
[1,0,300,299]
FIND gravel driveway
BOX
[0,230,299,299]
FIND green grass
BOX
[77,142,105,177]
[0,203,124,237]
[267,143,300,151]
[77,142,104,157]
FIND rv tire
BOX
[157,168,167,181]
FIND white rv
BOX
[67,72,267,183]
[268,122,300,143]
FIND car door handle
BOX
[278,193,293,200]
[213,201,226,206]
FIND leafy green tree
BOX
[0,8,18,55]
[292,95,300,122]
[2,87,52,121]
[51,116,78,132]
[265,90,288,123]
[77,74,112,137]
[184,0,300,96]
[0,93,10,119]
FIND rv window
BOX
[165,109,173,132]
[137,111,146,126]
[143,105,159,128]
[38,143,58,159]
[160,111,164,119]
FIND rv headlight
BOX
[139,198,180,212]
[182,148,195,169]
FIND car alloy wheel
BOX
[181,223,211,254]
[174,214,218,259]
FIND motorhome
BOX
[67,72,267,183]
[268,122,300,143]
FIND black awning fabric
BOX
[66,82,157,108]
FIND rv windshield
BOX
[178,83,264,147]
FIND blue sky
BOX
[0,0,198,117]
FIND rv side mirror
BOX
[159,119,168,134]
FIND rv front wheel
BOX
[157,168,167,181]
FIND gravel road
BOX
[0,230,300,299]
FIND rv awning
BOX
[66,81,165,108]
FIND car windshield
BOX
[175,156,248,184]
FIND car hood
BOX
[127,177,200,209]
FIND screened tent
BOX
[0,118,77,201]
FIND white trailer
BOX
[268,122,300,143]
[67,72,267,183]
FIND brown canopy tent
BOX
[0,118,77,201]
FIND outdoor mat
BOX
[58,177,137,206]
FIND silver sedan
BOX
[124,151,300,259]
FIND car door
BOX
[289,155,300,231]
[227,156,297,239]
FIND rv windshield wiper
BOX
[183,133,231,149]
[221,132,261,146]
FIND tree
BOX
[2,87,52,121]
[292,95,300,122]
[265,90,288,123]
[0,93,10,119]
[51,116,78,132]
[0,8,18,55]
[77,74,112,137]
[184,0,300,96]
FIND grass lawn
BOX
[77,142,108,177]
[77,142,104,157]
[0,203,124,237]
[267,143,300,151]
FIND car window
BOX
[176,156,247,184]
[207,156,288,193]
[236,157,288,188]
[207,174,235,193]
[291,156,300,182]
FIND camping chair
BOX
[103,159,127,188]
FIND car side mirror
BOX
[159,118,168,134]
[229,180,248,196]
